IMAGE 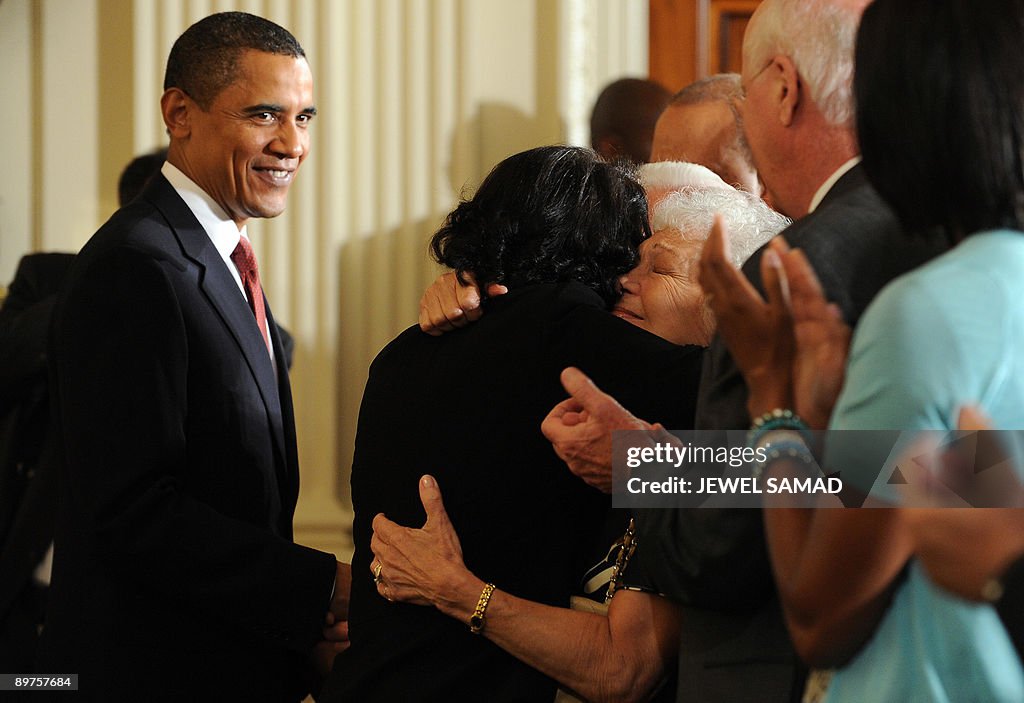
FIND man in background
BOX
[590,77,671,163]
[651,74,762,198]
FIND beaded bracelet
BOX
[750,430,817,478]
[747,408,812,448]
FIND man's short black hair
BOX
[856,0,1024,240]
[164,11,305,110]
[430,145,650,308]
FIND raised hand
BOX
[541,367,661,493]
[782,247,851,429]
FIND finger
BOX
[423,287,459,335]
[419,275,459,334]
[560,410,588,426]
[782,248,824,301]
[560,367,645,430]
[559,367,614,414]
[418,278,440,333]
[486,283,509,298]
[418,474,451,529]
[783,250,831,325]
[958,405,993,432]
[697,215,731,299]
[702,214,732,266]
[322,620,349,642]
[371,513,401,553]
[369,531,388,567]
[419,302,444,336]
[697,217,765,313]
[761,247,793,315]
[545,396,585,421]
[454,272,484,322]
[540,392,588,441]
[768,235,791,255]
[436,279,471,330]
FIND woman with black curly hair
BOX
[323,145,703,702]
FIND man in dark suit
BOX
[542,0,949,701]
[36,13,346,702]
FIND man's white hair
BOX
[639,161,731,191]
[744,0,868,127]
[640,162,790,268]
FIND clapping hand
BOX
[698,217,851,429]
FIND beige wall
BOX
[0,0,649,560]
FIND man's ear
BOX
[160,88,191,139]
[774,55,801,127]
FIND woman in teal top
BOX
[818,230,1024,702]
[701,0,1024,700]
[819,1,1024,697]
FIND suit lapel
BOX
[145,176,290,483]
[265,300,300,521]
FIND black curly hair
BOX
[430,145,650,308]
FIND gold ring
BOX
[373,561,383,585]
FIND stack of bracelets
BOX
[746,409,819,478]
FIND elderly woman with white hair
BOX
[616,161,788,347]
[380,161,788,703]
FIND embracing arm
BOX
[418,271,507,335]
[372,475,680,702]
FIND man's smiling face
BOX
[181,49,315,227]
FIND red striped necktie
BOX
[230,236,272,355]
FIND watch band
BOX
[469,582,496,634]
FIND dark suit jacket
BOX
[324,282,703,702]
[36,175,336,702]
[634,164,950,702]
[0,253,74,671]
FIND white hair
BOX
[639,161,731,191]
[641,162,790,268]
[744,0,868,127]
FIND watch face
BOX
[470,616,483,631]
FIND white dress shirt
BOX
[161,162,276,369]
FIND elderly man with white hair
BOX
[372,161,786,703]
